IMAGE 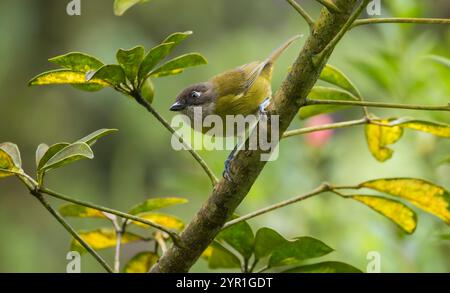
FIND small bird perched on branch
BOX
[170,35,302,180]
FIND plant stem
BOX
[32,191,114,273]
[112,219,125,273]
[314,0,369,65]
[286,0,315,30]
[306,98,450,111]
[282,117,367,139]
[351,18,450,29]
[133,93,219,187]
[314,0,342,13]
[222,184,330,229]
[39,187,182,246]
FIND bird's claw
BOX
[223,157,234,182]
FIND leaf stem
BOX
[222,183,331,229]
[133,92,219,187]
[39,187,182,246]
[351,18,450,29]
[306,98,450,111]
[282,117,368,139]
[286,0,315,30]
[314,0,342,13]
[31,191,114,273]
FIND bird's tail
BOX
[266,34,303,65]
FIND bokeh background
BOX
[0,0,449,272]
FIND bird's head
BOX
[170,82,215,113]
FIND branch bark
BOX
[150,0,361,273]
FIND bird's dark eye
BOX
[190,91,201,98]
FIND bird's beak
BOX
[170,100,186,111]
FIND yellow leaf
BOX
[351,195,417,234]
[59,204,107,219]
[132,212,185,231]
[389,119,450,138]
[201,246,214,260]
[29,70,109,87]
[0,148,17,178]
[124,252,159,273]
[71,228,142,254]
[365,119,403,162]
[361,178,450,225]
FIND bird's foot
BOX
[222,157,234,182]
[222,146,238,182]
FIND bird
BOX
[169,35,301,180]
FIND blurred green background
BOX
[0,0,449,272]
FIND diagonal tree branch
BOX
[150,0,362,273]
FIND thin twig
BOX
[112,219,125,273]
[39,187,182,246]
[306,98,450,111]
[351,18,450,29]
[154,232,168,254]
[282,117,367,139]
[222,184,330,229]
[314,0,342,13]
[286,0,315,30]
[32,191,114,273]
[314,0,369,65]
[133,93,219,187]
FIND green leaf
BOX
[350,195,417,234]
[41,142,94,172]
[37,142,70,170]
[71,228,142,254]
[283,261,363,273]
[217,220,254,262]
[87,65,126,86]
[141,78,154,104]
[76,129,118,146]
[116,46,145,83]
[128,197,188,215]
[149,53,207,78]
[0,143,21,168]
[365,119,404,162]
[162,31,193,45]
[320,64,361,99]
[254,227,288,260]
[299,86,358,119]
[206,241,242,269]
[59,204,108,219]
[425,55,450,68]
[138,42,176,81]
[124,252,159,273]
[131,212,185,231]
[28,69,109,88]
[387,118,450,138]
[361,178,450,225]
[114,0,148,16]
[35,144,49,167]
[49,52,104,72]
[268,237,333,268]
